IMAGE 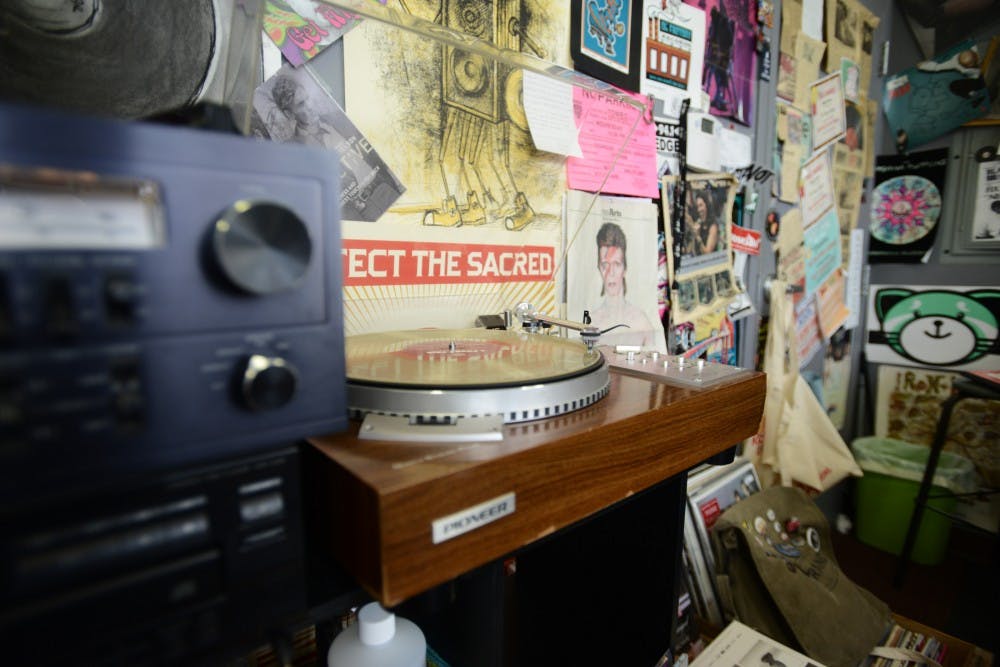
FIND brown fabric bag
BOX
[712,485,891,667]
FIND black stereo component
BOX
[0,103,346,500]
[0,446,307,666]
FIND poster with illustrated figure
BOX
[866,285,1000,370]
[340,1,571,333]
[640,0,707,119]
[565,190,666,351]
[883,40,991,151]
[684,0,757,125]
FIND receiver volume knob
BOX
[240,354,298,411]
[212,200,312,295]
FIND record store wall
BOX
[286,0,1000,490]
[1,0,995,488]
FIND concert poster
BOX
[684,0,758,126]
[868,148,948,262]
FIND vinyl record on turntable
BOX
[346,329,610,425]
[0,0,218,118]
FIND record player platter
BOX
[346,328,610,426]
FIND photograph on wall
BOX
[883,39,991,152]
[340,2,571,332]
[866,285,1000,370]
[686,0,758,125]
[571,0,644,91]
[868,148,948,262]
[566,190,666,351]
[875,364,1000,487]
[675,174,737,274]
[662,174,738,320]
[971,153,1000,242]
[640,0,707,118]
[251,63,405,222]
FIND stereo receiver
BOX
[0,103,347,501]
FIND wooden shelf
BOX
[305,367,765,607]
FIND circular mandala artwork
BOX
[871,176,942,245]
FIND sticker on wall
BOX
[866,285,1000,370]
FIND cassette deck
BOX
[0,103,347,501]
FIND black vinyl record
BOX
[0,0,216,119]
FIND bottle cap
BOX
[358,602,396,646]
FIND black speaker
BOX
[442,0,521,124]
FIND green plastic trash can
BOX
[850,437,977,565]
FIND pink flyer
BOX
[567,88,658,199]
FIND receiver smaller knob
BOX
[240,354,298,411]
[212,200,312,295]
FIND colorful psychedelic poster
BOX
[641,0,707,119]
[866,285,1000,370]
[685,0,758,125]
[869,148,948,262]
[263,0,361,66]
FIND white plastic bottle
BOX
[327,602,426,667]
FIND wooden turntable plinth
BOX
[306,367,765,607]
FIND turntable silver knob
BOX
[212,200,312,295]
[240,354,298,411]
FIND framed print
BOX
[570,0,643,92]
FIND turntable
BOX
[345,328,610,441]
[307,317,766,606]
[344,305,748,443]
